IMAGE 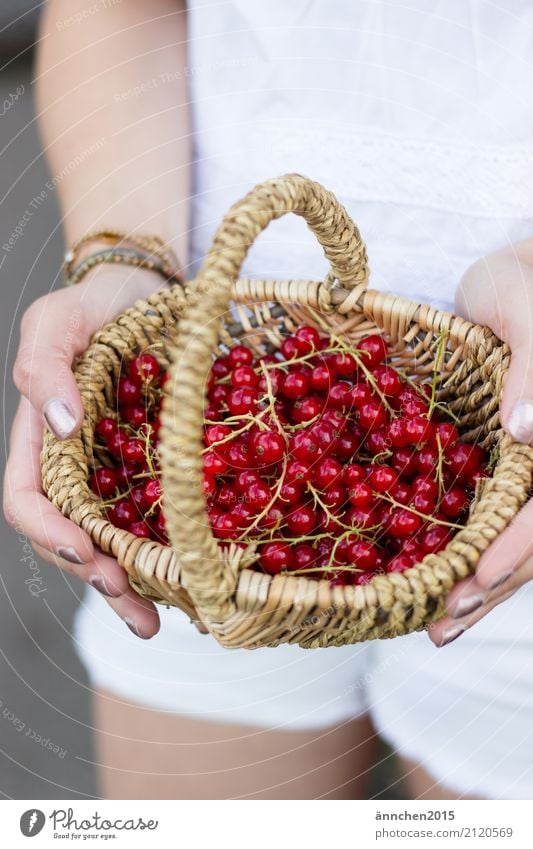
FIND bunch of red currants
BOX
[90,328,489,586]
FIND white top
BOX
[187,0,533,311]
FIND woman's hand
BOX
[3,267,167,639]
[428,242,533,646]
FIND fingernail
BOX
[507,401,533,444]
[124,617,150,640]
[190,618,209,635]
[488,571,513,591]
[451,593,485,619]
[438,624,466,647]
[43,398,77,439]
[89,575,122,598]
[56,545,86,565]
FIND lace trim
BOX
[199,124,533,220]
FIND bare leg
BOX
[400,757,480,800]
[93,688,378,800]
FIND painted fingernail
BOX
[190,618,209,635]
[124,617,150,639]
[89,575,121,598]
[43,398,77,440]
[56,545,86,565]
[507,401,533,444]
[438,624,466,647]
[451,593,485,619]
[488,571,513,591]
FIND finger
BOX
[473,497,533,591]
[501,336,533,442]
[33,543,129,599]
[32,541,160,637]
[13,291,88,439]
[440,573,488,620]
[423,497,533,617]
[456,255,533,442]
[100,586,161,639]
[4,399,95,565]
[428,556,533,647]
[427,588,516,647]
[6,398,159,635]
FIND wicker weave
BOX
[42,174,533,648]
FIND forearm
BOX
[35,0,190,265]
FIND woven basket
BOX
[42,174,533,648]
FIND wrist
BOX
[64,230,183,289]
[77,261,174,305]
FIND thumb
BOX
[456,254,533,445]
[13,293,86,439]
[501,334,533,445]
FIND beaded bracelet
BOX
[65,246,183,287]
[64,229,179,278]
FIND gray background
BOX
[1,6,97,799]
[0,4,401,800]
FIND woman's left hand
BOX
[428,242,533,647]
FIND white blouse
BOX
[187,0,533,311]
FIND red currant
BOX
[440,486,469,517]
[228,345,253,369]
[281,369,311,399]
[128,520,152,538]
[287,504,316,535]
[387,508,422,538]
[421,524,452,553]
[330,352,357,378]
[89,467,118,498]
[108,499,136,529]
[251,430,285,465]
[212,355,231,378]
[310,363,334,392]
[203,450,229,476]
[356,334,388,367]
[347,481,373,508]
[280,338,301,360]
[295,326,321,353]
[227,387,259,416]
[346,540,379,571]
[289,431,320,463]
[291,544,318,571]
[446,443,486,478]
[231,365,259,388]
[129,352,160,382]
[314,457,342,489]
[144,479,162,506]
[122,438,146,466]
[369,465,398,493]
[373,365,402,397]
[117,377,142,406]
[343,463,365,487]
[359,399,388,432]
[259,542,294,574]
[95,417,117,440]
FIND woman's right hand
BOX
[3,266,166,639]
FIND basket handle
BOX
[159,174,369,623]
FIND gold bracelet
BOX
[65,246,183,287]
[64,229,180,280]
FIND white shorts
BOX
[74,583,533,800]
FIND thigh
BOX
[368,588,533,800]
[93,688,378,799]
[399,757,478,800]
